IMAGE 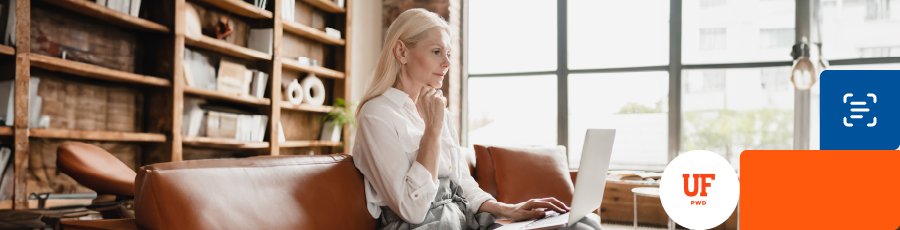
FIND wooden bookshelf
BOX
[282,20,345,46]
[281,57,345,79]
[299,0,346,13]
[29,129,167,142]
[0,126,11,136]
[281,103,333,113]
[29,54,171,87]
[184,35,272,61]
[2,0,353,210]
[183,136,269,149]
[184,86,271,105]
[38,0,170,33]
[191,0,273,19]
[0,45,14,56]
[280,140,341,148]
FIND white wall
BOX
[348,0,383,150]
[350,0,382,108]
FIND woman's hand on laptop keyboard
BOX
[500,198,571,221]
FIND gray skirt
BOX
[377,177,602,230]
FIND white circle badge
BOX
[659,150,740,229]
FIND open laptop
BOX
[496,129,616,230]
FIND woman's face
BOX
[399,28,451,89]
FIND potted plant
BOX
[319,98,356,142]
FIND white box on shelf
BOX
[248,28,274,56]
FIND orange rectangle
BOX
[741,150,900,229]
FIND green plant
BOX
[320,98,357,129]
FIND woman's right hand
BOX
[416,86,446,130]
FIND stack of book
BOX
[183,99,268,142]
[95,0,142,17]
[183,51,269,99]
[281,0,294,22]
[244,0,268,11]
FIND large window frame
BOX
[461,0,900,163]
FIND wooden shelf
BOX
[191,0,273,19]
[183,136,269,149]
[39,0,170,33]
[30,54,171,87]
[280,140,341,148]
[0,126,11,136]
[280,103,333,113]
[30,129,167,142]
[0,200,11,210]
[282,20,345,46]
[184,86,271,106]
[0,45,14,56]
[299,0,346,14]
[185,35,272,60]
[281,58,345,79]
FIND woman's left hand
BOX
[501,198,571,221]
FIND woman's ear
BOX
[394,40,408,64]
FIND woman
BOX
[353,9,601,230]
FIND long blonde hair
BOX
[356,9,451,117]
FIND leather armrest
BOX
[57,219,138,230]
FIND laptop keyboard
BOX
[523,211,566,229]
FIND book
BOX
[243,70,254,96]
[0,80,13,126]
[129,0,141,17]
[106,0,130,14]
[0,147,11,181]
[248,28,273,56]
[206,111,238,139]
[249,71,268,99]
[4,0,15,46]
[216,58,248,95]
[183,48,218,90]
[282,0,294,22]
[182,98,206,136]
[0,147,12,201]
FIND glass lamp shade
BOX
[791,57,816,91]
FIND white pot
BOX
[320,121,342,142]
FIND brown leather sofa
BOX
[57,144,580,230]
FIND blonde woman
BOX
[353,9,602,230]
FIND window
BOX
[568,72,669,170]
[682,67,795,170]
[683,0,795,64]
[818,0,900,59]
[468,1,556,74]
[467,76,558,147]
[567,0,669,69]
[464,0,900,171]
[866,0,891,21]
[759,28,795,49]
[699,28,727,51]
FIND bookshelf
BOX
[1,0,353,210]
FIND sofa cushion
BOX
[475,145,575,206]
[473,145,498,198]
[134,154,376,230]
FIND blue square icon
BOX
[820,70,900,150]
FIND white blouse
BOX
[353,87,495,224]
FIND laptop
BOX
[495,129,616,230]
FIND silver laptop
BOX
[496,129,616,230]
